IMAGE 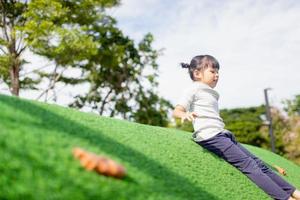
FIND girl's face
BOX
[194,66,219,88]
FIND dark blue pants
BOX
[196,131,296,200]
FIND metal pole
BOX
[264,88,276,153]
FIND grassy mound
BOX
[0,94,299,200]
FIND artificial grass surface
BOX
[0,94,299,200]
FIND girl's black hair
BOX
[180,55,220,81]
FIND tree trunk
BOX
[9,30,20,96]
[10,57,20,96]
[7,14,21,96]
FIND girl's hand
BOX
[181,112,199,123]
[273,165,287,176]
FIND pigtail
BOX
[180,63,190,69]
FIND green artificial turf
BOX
[0,94,299,200]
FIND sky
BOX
[109,0,300,109]
[1,0,299,111]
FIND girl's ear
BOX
[193,69,202,80]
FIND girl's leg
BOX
[197,131,291,200]
[235,141,296,197]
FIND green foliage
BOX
[0,1,41,94]
[66,28,172,126]
[220,106,269,147]
[1,0,172,126]
[22,0,108,64]
[284,116,300,165]
[271,108,289,154]
[20,76,42,90]
[132,89,174,127]
[172,119,194,133]
[281,94,300,164]
[2,94,300,199]
[283,94,300,116]
[0,55,10,82]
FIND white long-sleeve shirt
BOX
[177,81,225,142]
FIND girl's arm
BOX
[173,105,198,123]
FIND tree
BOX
[259,107,289,155]
[0,0,37,95]
[1,0,118,96]
[67,31,173,126]
[22,0,120,100]
[282,95,300,164]
[1,0,173,126]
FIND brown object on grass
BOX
[73,147,126,179]
[273,165,287,176]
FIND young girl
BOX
[173,55,300,200]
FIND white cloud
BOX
[113,0,300,109]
